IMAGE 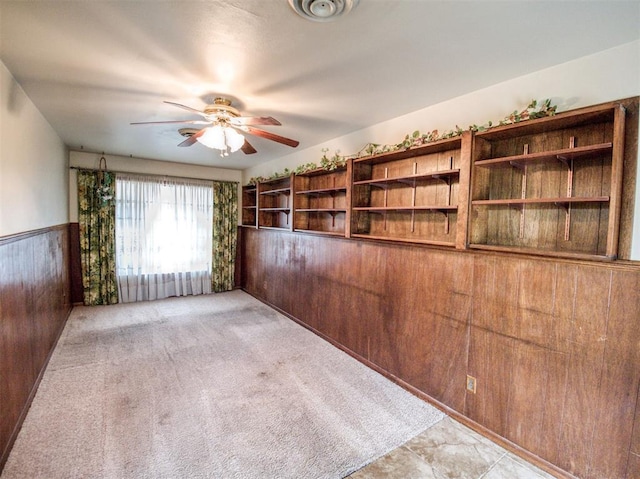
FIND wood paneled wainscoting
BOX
[0,225,72,471]
[241,227,640,479]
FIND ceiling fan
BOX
[131,97,299,156]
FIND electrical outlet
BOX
[466,375,477,394]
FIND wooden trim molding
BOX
[68,223,84,304]
[0,223,68,245]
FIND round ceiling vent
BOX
[288,0,360,22]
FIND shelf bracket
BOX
[430,208,450,235]
[443,210,450,235]
[443,158,453,236]
[509,144,528,171]
[556,136,576,168]
[383,167,389,231]
[411,163,417,233]
[518,146,528,238]
[329,211,337,227]
[561,137,576,241]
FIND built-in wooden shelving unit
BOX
[242,100,631,261]
[257,175,293,231]
[241,185,258,228]
[294,164,350,237]
[350,132,471,248]
[469,102,625,259]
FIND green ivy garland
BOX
[248,99,557,185]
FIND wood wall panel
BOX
[242,227,640,479]
[506,342,568,463]
[471,255,520,339]
[369,248,470,412]
[465,326,514,437]
[592,270,640,479]
[631,381,640,479]
[628,454,640,479]
[0,225,72,471]
[557,267,612,478]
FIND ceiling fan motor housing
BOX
[204,97,240,119]
[178,128,199,138]
[288,0,359,22]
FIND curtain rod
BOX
[69,166,239,185]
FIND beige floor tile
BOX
[347,417,559,479]
[483,455,556,479]
[347,446,446,479]
[504,453,559,479]
[403,417,507,479]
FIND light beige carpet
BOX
[2,290,444,479]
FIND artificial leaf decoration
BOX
[249,99,558,183]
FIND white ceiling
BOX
[1,1,639,170]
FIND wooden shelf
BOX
[353,169,460,188]
[472,196,609,206]
[353,137,463,166]
[468,243,615,261]
[350,233,455,247]
[294,229,345,237]
[353,205,457,213]
[259,207,290,212]
[473,103,617,141]
[475,142,612,168]
[260,175,292,184]
[295,166,347,177]
[296,208,347,213]
[260,187,291,196]
[296,187,347,196]
[259,226,291,231]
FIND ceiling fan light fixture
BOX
[288,0,359,22]
[197,126,226,150]
[196,125,244,155]
[225,127,246,152]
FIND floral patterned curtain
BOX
[211,181,238,292]
[77,169,118,305]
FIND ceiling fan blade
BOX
[177,128,206,147]
[241,139,258,155]
[164,101,208,118]
[130,119,211,125]
[244,126,299,148]
[231,116,281,126]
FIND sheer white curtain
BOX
[115,174,213,303]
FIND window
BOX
[115,174,213,302]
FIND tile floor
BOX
[346,417,558,479]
